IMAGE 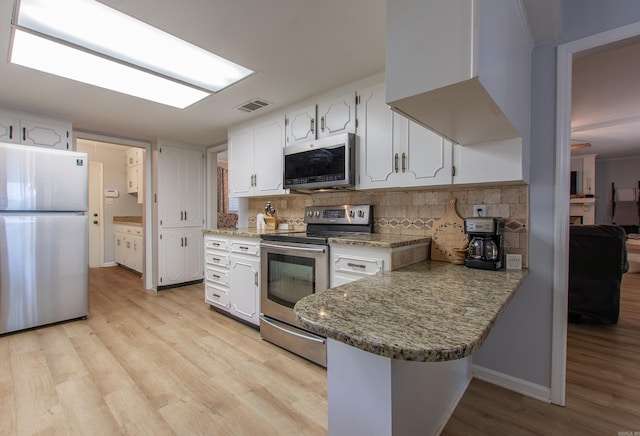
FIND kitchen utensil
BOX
[430,199,468,263]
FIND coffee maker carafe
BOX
[464,217,505,270]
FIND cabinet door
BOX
[158,230,184,285]
[0,114,19,143]
[357,82,399,189]
[114,233,126,265]
[182,229,203,282]
[317,91,357,138]
[130,235,143,273]
[228,127,255,196]
[136,163,144,204]
[253,116,286,195]
[20,119,70,150]
[126,165,138,193]
[159,147,184,227]
[400,121,452,187]
[229,255,260,325]
[285,104,316,146]
[182,149,204,227]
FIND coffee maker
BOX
[464,217,505,270]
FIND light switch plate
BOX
[505,254,522,270]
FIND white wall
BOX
[472,0,640,391]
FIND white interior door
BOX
[88,162,104,267]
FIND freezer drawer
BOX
[0,142,88,212]
[0,213,89,334]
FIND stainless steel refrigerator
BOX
[0,142,89,334]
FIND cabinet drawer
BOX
[205,267,229,287]
[205,237,230,251]
[333,255,383,277]
[205,251,230,268]
[205,283,230,309]
[230,240,259,256]
[114,224,142,235]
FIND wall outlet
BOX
[505,254,522,270]
[473,205,487,217]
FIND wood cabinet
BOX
[285,91,357,146]
[203,235,260,326]
[228,114,287,198]
[386,0,530,145]
[158,228,203,287]
[0,109,72,150]
[114,224,143,273]
[358,81,452,190]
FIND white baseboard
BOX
[103,262,118,267]
[472,364,551,403]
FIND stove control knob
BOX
[314,210,320,217]
[349,210,355,218]
[358,210,365,218]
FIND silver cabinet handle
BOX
[347,262,366,269]
[22,127,26,141]
[260,316,325,344]
[394,153,399,173]
[212,257,220,262]
[213,274,220,279]
[184,210,187,221]
[180,211,184,221]
[310,118,315,134]
[213,293,221,298]
[402,152,406,173]
[8,125,13,140]
[255,272,258,287]
[321,115,325,132]
[239,246,249,251]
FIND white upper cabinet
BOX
[158,145,204,228]
[0,109,72,150]
[386,0,531,145]
[358,81,452,190]
[228,114,287,198]
[285,91,357,146]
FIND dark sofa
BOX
[569,225,629,324]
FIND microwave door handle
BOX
[260,242,326,253]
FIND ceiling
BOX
[8,0,634,157]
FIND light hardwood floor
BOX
[2,267,639,435]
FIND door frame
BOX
[73,131,153,289]
[88,161,104,267]
[553,21,640,406]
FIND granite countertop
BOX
[113,216,142,226]
[294,261,528,362]
[203,228,430,248]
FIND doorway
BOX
[75,133,152,288]
[554,21,640,405]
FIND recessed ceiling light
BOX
[11,0,254,107]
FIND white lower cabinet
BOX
[158,228,203,287]
[114,224,143,274]
[204,235,260,326]
[330,243,430,287]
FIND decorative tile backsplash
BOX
[249,185,529,266]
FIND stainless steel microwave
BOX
[283,133,356,191]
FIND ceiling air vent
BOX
[236,98,271,113]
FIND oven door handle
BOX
[260,243,326,253]
[260,316,326,344]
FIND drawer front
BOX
[230,240,259,256]
[205,267,229,287]
[333,255,383,277]
[205,284,230,309]
[205,251,230,268]
[114,224,142,235]
[205,237,230,251]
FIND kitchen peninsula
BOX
[295,261,528,435]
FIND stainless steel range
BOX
[259,204,373,367]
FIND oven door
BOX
[260,240,328,327]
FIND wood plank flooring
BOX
[2,267,639,435]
